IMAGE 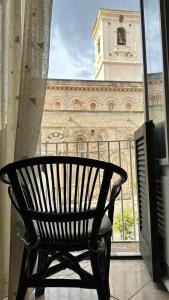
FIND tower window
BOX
[117,27,126,45]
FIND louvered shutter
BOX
[134,121,160,281]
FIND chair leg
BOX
[16,284,27,300]
[104,239,111,299]
[16,247,28,300]
[16,248,37,300]
[35,251,48,297]
[91,252,108,300]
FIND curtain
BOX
[0,0,53,299]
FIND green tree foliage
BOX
[114,203,136,240]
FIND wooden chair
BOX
[0,156,127,300]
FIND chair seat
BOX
[32,214,112,250]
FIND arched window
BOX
[90,102,97,111]
[117,27,126,45]
[108,101,116,111]
[77,137,85,156]
[55,101,61,110]
[126,102,132,111]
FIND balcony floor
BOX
[33,259,169,300]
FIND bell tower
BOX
[92,9,142,81]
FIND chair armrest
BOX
[104,178,122,214]
[8,186,21,213]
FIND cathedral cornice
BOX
[148,79,162,85]
[47,84,143,93]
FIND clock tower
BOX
[92,9,142,81]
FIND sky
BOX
[48,0,140,79]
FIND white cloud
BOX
[48,28,95,79]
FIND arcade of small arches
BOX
[45,96,144,111]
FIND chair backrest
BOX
[0,156,127,244]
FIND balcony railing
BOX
[37,140,138,242]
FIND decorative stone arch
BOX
[69,97,83,110]
[104,98,118,111]
[123,97,136,111]
[46,131,64,143]
[87,97,99,111]
[76,136,86,152]
[71,130,86,156]
[149,93,162,106]
[47,96,64,110]
[117,27,126,45]
[42,131,65,156]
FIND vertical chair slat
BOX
[74,165,79,213]
[56,164,65,239]
[79,165,86,212]
[56,164,62,213]
[36,220,46,238]
[86,168,99,237]
[84,166,92,211]
[63,164,67,213]
[69,164,72,213]
[63,164,69,238]
[50,163,57,211]
[37,165,48,212]
[43,164,54,239]
[50,164,58,239]
[68,164,73,239]
[29,166,47,237]
[24,167,39,211]
[37,165,50,239]
[18,169,34,210]
[73,165,79,240]
[19,168,45,237]
[54,164,61,239]
[78,165,86,239]
[43,164,53,212]
[87,168,99,210]
[30,166,43,211]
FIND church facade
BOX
[41,9,147,156]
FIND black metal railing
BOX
[37,140,138,242]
